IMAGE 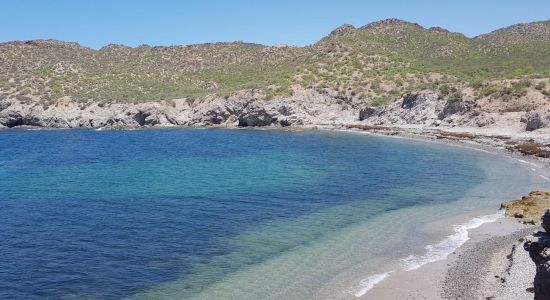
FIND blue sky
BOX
[1,0,549,49]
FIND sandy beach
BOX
[313,125,550,299]
[360,214,536,299]
[338,125,549,299]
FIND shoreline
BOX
[7,123,549,185]
[364,217,536,299]
[3,124,550,299]
[324,125,549,299]
[328,125,550,183]
[350,211,507,298]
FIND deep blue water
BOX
[0,129,486,299]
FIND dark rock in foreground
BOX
[525,209,550,299]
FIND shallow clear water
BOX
[0,128,544,299]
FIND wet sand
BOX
[362,217,535,299]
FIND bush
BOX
[511,79,531,93]
[477,84,495,97]
[448,90,463,102]
[468,79,483,89]
[500,86,513,95]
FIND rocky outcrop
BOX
[0,88,359,129]
[438,99,474,120]
[357,90,490,128]
[0,87,548,132]
[507,192,550,299]
[359,107,377,121]
[238,105,277,127]
[502,191,550,224]
[357,89,550,132]
[524,210,550,299]
[357,91,444,126]
[523,112,550,131]
[401,93,422,109]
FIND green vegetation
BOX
[1,19,549,104]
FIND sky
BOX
[1,0,549,49]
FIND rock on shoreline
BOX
[502,191,550,224]
[501,191,550,300]
[0,89,549,134]
[0,89,360,129]
[524,210,550,299]
[443,227,535,300]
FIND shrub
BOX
[479,85,498,97]
[511,79,531,95]
[500,86,513,95]
[448,90,463,102]
[468,79,483,89]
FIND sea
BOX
[0,128,547,299]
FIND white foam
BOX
[518,159,538,167]
[540,175,550,182]
[352,271,393,297]
[400,211,503,271]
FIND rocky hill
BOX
[0,18,549,136]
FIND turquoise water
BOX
[0,128,544,299]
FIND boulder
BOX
[524,112,549,131]
[401,93,420,109]
[359,107,378,121]
[238,106,277,127]
[438,100,473,120]
[501,191,550,224]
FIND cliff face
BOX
[525,210,550,299]
[0,89,360,129]
[358,88,550,133]
[1,88,549,135]
[1,19,549,132]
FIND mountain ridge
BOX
[2,18,548,51]
[0,18,549,106]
